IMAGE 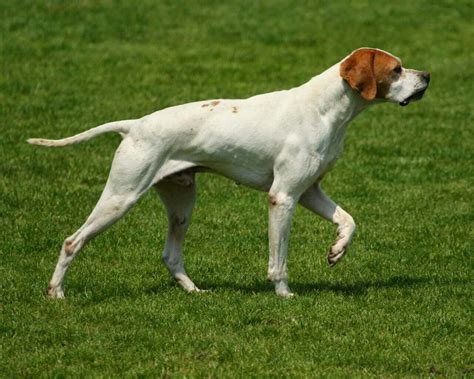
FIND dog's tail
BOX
[27,119,136,147]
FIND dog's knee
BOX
[268,192,295,211]
[267,268,288,283]
[62,237,83,256]
[64,240,73,255]
[169,213,188,232]
[268,194,278,207]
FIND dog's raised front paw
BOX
[327,246,347,267]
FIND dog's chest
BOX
[318,142,344,176]
[310,118,349,176]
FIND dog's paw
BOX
[47,284,65,299]
[274,281,295,298]
[327,246,347,267]
[177,277,203,293]
[194,288,211,294]
[327,223,354,267]
[278,291,295,299]
[183,285,202,293]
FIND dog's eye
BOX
[393,66,402,74]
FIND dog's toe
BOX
[186,285,211,294]
[274,281,295,298]
[47,285,65,299]
[327,247,346,267]
[282,292,295,299]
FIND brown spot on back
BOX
[232,106,238,113]
[201,103,210,108]
[210,100,220,106]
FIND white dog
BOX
[28,48,430,298]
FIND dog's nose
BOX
[421,71,431,84]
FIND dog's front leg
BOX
[267,192,298,298]
[299,183,356,266]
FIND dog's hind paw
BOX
[47,284,65,299]
[194,288,211,293]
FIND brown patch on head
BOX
[232,106,238,113]
[373,51,401,99]
[210,100,220,107]
[340,48,401,101]
[340,49,377,100]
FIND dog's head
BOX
[340,48,430,106]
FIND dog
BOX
[28,48,430,298]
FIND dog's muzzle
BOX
[400,71,430,106]
[399,87,428,106]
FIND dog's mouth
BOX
[399,88,427,106]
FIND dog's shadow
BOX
[190,275,449,297]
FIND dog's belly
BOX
[203,162,274,190]
[187,139,276,190]
[155,159,274,191]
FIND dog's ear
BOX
[340,49,377,101]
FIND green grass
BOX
[1,0,473,377]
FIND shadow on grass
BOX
[81,276,467,301]
[293,275,433,296]
[192,275,439,297]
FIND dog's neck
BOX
[300,63,370,128]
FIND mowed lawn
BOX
[1,0,472,377]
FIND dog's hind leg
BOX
[155,172,200,292]
[299,183,356,267]
[47,138,164,298]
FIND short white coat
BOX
[28,48,430,298]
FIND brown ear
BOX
[340,49,377,101]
